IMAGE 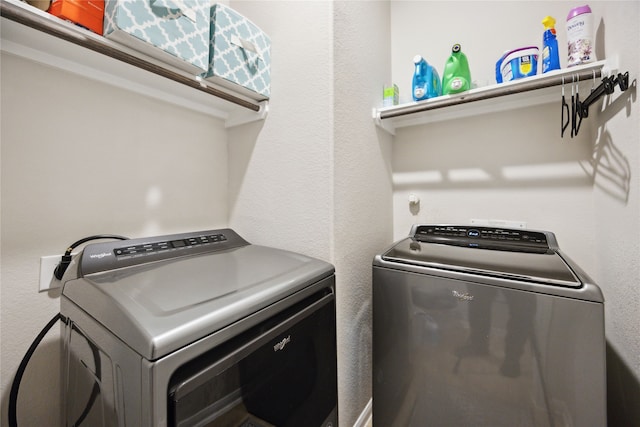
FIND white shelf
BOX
[373,60,614,135]
[0,0,267,128]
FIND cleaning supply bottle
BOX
[412,55,441,101]
[442,43,471,95]
[541,16,560,73]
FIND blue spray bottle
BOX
[542,16,560,73]
[412,55,441,101]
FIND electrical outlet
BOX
[39,255,62,292]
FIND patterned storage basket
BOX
[204,3,271,100]
[103,0,210,75]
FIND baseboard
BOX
[353,398,372,427]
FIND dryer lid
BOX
[61,229,334,360]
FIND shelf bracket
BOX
[226,101,269,128]
[372,108,396,135]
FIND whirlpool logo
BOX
[273,335,291,352]
[452,290,474,302]
[89,252,112,259]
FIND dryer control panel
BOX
[412,225,552,253]
[78,229,249,276]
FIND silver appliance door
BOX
[168,287,338,427]
[373,266,606,427]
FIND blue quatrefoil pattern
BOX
[204,3,271,99]
[104,0,210,73]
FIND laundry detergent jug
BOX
[412,55,442,101]
[442,43,471,95]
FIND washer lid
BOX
[61,230,334,360]
[381,237,581,288]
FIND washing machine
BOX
[373,224,605,427]
[59,228,338,427]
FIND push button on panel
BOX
[171,240,187,248]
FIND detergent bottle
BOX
[541,16,560,73]
[442,43,471,95]
[412,55,442,101]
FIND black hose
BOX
[8,313,64,427]
[10,234,129,426]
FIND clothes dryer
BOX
[60,229,337,427]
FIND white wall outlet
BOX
[39,254,62,292]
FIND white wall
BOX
[333,2,393,425]
[391,102,597,266]
[390,0,600,262]
[592,2,640,423]
[227,2,394,425]
[226,1,333,259]
[0,53,228,425]
[391,1,640,423]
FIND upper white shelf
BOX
[0,0,267,128]
[373,59,613,135]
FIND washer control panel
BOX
[412,225,551,252]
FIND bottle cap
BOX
[567,5,592,20]
[542,16,556,29]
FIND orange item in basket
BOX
[49,0,105,35]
